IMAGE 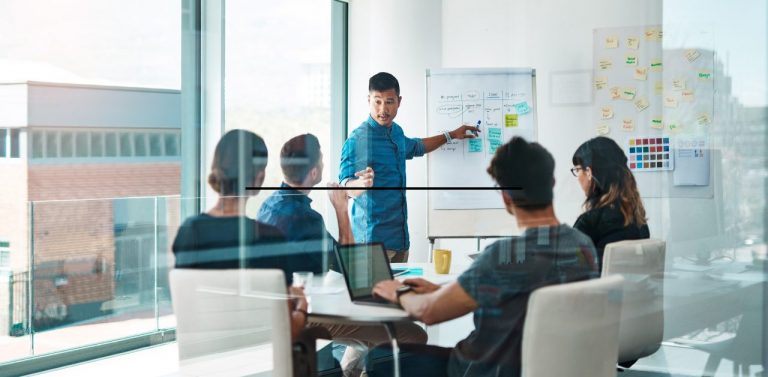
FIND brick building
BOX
[0,81,181,333]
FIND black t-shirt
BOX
[172,214,322,284]
[573,204,650,268]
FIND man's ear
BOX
[501,190,515,215]
[397,95,402,106]
[368,94,371,104]
[254,170,266,188]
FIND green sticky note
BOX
[487,127,502,140]
[505,114,519,127]
[468,138,483,153]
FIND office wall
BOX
[348,0,662,261]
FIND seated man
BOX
[258,133,426,377]
[371,137,599,377]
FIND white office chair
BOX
[170,269,293,376]
[602,239,666,365]
[521,275,624,377]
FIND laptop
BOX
[334,242,400,308]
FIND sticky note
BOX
[684,49,701,62]
[627,36,640,50]
[650,117,663,129]
[698,70,712,80]
[681,89,695,102]
[601,106,614,120]
[468,138,483,153]
[696,113,711,126]
[664,96,678,108]
[644,28,659,41]
[654,81,663,95]
[634,67,648,81]
[514,102,531,115]
[599,59,613,70]
[625,54,638,65]
[605,36,619,49]
[633,97,649,112]
[488,138,503,154]
[622,119,635,132]
[609,87,621,100]
[667,121,681,132]
[657,29,664,40]
[596,124,611,135]
[487,127,502,140]
[672,78,686,91]
[504,114,518,128]
[621,87,636,100]
[594,77,608,90]
[650,58,663,72]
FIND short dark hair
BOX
[281,133,321,184]
[487,137,555,210]
[369,72,400,95]
[208,129,268,196]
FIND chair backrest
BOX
[170,268,293,376]
[522,275,624,377]
[602,238,666,362]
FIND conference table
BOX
[306,262,468,377]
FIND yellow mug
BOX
[433,249,452,274]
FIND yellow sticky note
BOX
[633,97,649,112]
[596,124,611,135]
[650,58,663,72]
[605,36,619,49]
[609,86,621,100]
[594,77,608,90]
[657,29,664,40]
[621,87,636,100]
[634,67,648,81]
[625,54,638,65]
[504,113,519,128]
[622,118,635,132]
[650,117,663,129]
[599,59,613,70]
[664,96,678,108]
[684,49,701,62]
[696,113,711,126]
[698,70,712,80]
[654,81,664,95]
[644,28,659,41]
[681,89,695,102]
[629,139,636,146]
[672,78,686,91]
[601,106,614,120]
[627,36,640,50]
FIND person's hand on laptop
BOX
[402,278,440,294]
[372,280,407,303]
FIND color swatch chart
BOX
[627,137,673,171]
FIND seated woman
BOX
[172,129,308,339]
[571,136,650,269]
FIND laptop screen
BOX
[336,243,392,299]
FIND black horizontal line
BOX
[246,186,523,191]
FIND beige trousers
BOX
[386,250,409,263]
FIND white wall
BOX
[349,0,662,261]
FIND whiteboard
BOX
[426,68,537,237]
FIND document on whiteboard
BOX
[673,136,710,186]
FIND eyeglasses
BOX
[570,167,583,177]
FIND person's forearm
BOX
[335,208,354,244]
[343,178,366,198]
[423,132,450,153]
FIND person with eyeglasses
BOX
[571,136,650,270]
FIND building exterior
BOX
[0,81,181,333]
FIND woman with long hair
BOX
[571,136,650,268]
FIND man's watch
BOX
[395,285,413,305]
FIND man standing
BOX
[369,137,599,377]
[340,72,479,262]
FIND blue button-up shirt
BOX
[339,116,425,251]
